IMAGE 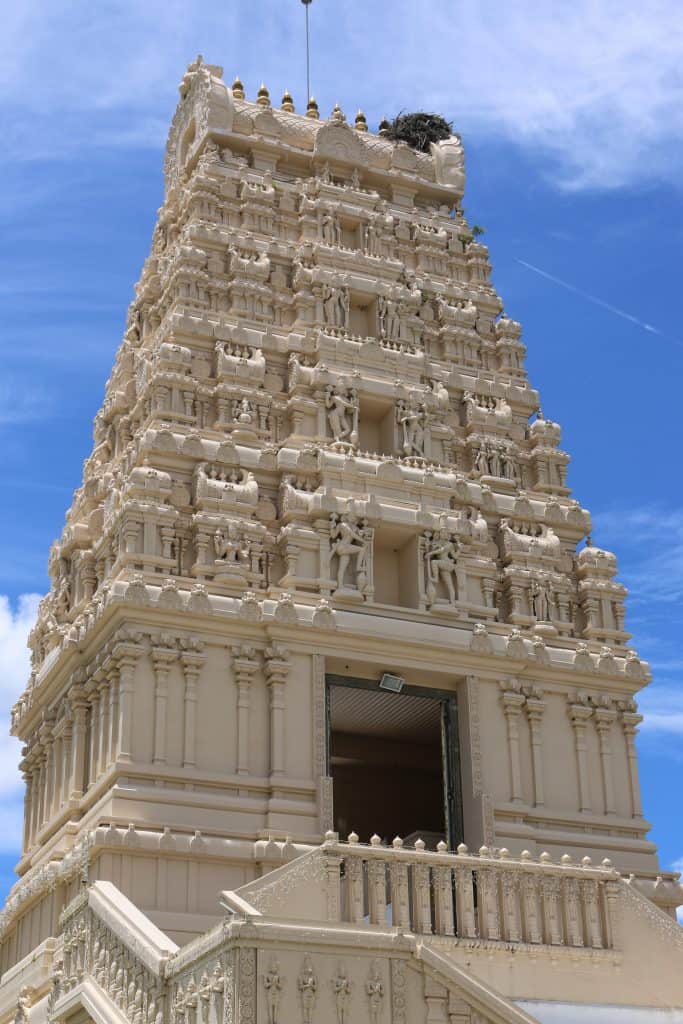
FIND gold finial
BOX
[354,109,368,132]
[231,76,245,100]
[330,102,346,123]
[256,82,270,107]
[306,96,320,120]
[281,89,295,113]
[378,117,391,135]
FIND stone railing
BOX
[53,882,178,1023]
[321,834,619,949]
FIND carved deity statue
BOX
[397,398,426,457]
[213,522,248,564]
[297,959,317,1024]
[322,284,349,329]
[332,967,351,1024]
[425,529,458,605]
[232,397,255,425]
[531,577,554,622]
[363,218,382,257]
[330,514,369,592]
[321,209,341,246]
[263,961,283,1024]
[366,963,385,1024]
[325,384,359,446]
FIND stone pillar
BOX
[98,675,110,776]
[568,701,593,813]
[501,682,525,804]
[41,722,55,829]
[525,693,545,808]
[151,645,177,767]
[233,645,259,776]
[87,681,101,786]
[265,644,290,778]
[62,718,73,810]
[107,665,119,765]
[621,710,644,818]
[51,732,63,818]
[20,756,32,852]
[114,639,143,764]
[594,706,618,816]
[69,686,88,801]
[180,647,205,768]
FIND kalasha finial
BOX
[231,75,245,99]
[256,83,270,108]
[281,89,295,113]
[330,103,346,123]
[355,109,368,132]
[378,117,391,135]
[306,96,320,120]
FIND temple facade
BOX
[1,57,682,1024]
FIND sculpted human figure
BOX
[338,286,350,328]
[325,385,359,445]
[331,514,368,591]
[321,210,340,246]
[297,959,317,1024]
[531,577,552,621]
[264,961,283,1024]
[426,529,458,604]
[214,523,247,564]
[366,964,384,1024]
[377,294,388,337]
[322,284,339,326]
[489,444,502,478]
[332,967,351,1024]
[397,399,425,457]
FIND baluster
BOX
[454,862,477,938]
[346,853,365,924]
[581,877,604,949]
[433,865,455,936]
[540,872,563,945]
[367,844,387,926]
[521,871,542,943]
[389,839,411,930]
[476,865,501,941]
[412,844,432,934]
[563,877,584,946]
[501,870,521,942]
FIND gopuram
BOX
[1,57,682,1024]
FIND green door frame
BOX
[325,673,464,850]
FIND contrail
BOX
[516,258,679,346]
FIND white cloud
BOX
[2,1,683,188]
[0,594,41,853]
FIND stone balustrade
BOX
[321,834,618,950]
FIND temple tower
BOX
[1,57,679,978]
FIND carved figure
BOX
[322,285,349,328]
[332,967,351,1024]
[264,960,283,1024]
[232,397,255,424]
[425,529,458,605]
[530,578,552,621]
[363,218,381,257]
[366,963,384,1024]
[330,514,369,592]
[213,523,248,564]
[297,958,317,1024]
[397,399,426,457]
[321,210,341,246]
[325,385,359,445]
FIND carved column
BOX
[62,716,73,810]
[114,638,143,764]
[501,683,525,804]
[621,710,644,818]
[568,701,593,813]
[51,730,63,818]
[233,646,259,776]
[86,680,101,786]
[594,705,618,815]
[20,756,32,851]
[69,685,88,800]
[151,645,177,767]
[265,644,290,778]
[180,646,205,768]
[107,664,119,766]
[98,672,111,777]
[525,693,545,807]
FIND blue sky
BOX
[1,0,683,901]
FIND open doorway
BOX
[326,675,463,849]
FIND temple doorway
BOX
[326,675,463,849]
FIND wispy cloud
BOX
[2,2,683,189]
[0,594,41,854]
[516,259,681,346]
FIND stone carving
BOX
[366,962,384,1024]
[320,209,342,246]
[530,575,555,622]
[473,440,518,481]
[325,384,359,445]
[322,284,349,328]
[330,513,371,595]
[297,957,317,1024]
[423,529,459,606]
[332,965,351,1024]
[396,397,426,457]
[263,960,283,1024]
[195,465,259,509]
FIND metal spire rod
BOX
[301,0,313,101]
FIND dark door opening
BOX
[326,676,463,850]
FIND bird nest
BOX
[383,112,453,153]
